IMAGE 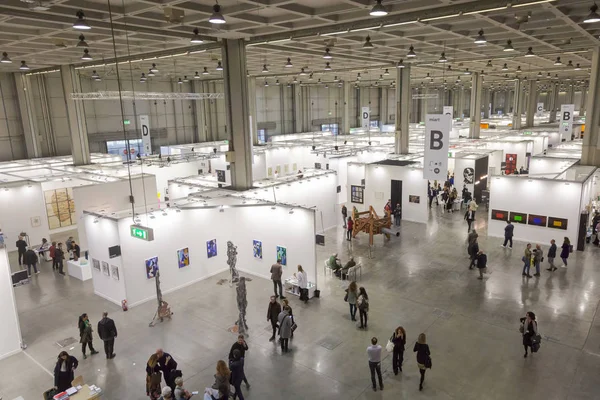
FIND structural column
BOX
[247,77,258,144]
[582,47,600,166]
[567,85,575,105]
[14,73,42,158]
[221,39,253,190]
[395,65,411,154]
[342,82,350,134]
[469,72,482,139]
[292,83,302,134]
[549,83,559,123]
[191,80,207,142]
[580,84,587,116]
[526,79,537,128]
[60,65,90,165]
[512,79,523,130]
[380,87,388,125]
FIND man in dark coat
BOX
[228,334,250,389]
[502,221,514,248]
[24,248,39,276]
[156,348,178,392]
[97,311,118,359]
[267,296,281,342]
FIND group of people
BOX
[328,253,356,279]
[15,235,78,276]
[344,281,369,327]
[521,237,571,277]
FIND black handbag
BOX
[425,356,432,369]
[344,292,348,302]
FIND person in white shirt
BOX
[294,265,308,303]
[367,337,384,392]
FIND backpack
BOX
[358,296,369,312]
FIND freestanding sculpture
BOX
[149,271,173,327]
[227,240,239,283]
[235,277,248,335]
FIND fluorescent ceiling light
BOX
[383,21,417,28]
[73,10,91,30]
[322,30,348,36]
[352,26,379,32]
[209,3,226,24]
[421,13,460,22]
[370,0,388,17]
[474,30,486,44]
[463,6,507,15]
[190,28,203,43]
[513,0,557,7]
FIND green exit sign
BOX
[130,225,154,241]
[123,119,131,125]
[523,131,532,135]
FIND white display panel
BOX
[0,247,22,360]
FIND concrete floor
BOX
[2,206,600,400]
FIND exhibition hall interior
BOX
[2,0,600,398]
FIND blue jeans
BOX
[349,303,357,320]
[522,261,530,275]
[534,261,540,274]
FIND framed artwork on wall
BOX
[44,188,76,229]
[216,170,226,182]
[409,195,420,204]
[206,239,217,258]
[463,167,475,184]
[527,214,548,227]
[177,247,190,268]
[276,245,287,265]
[509,211,527,224]
[253,240,262,259]
[505,154,517,175]
[30,216,41,227]
[491,209,509,222]
[351,185,364,204]
[548,217,568,230]
[145,256,159,279]
[102,261,110,276]
[111,265,119,281]
[92,259,100,271]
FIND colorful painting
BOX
[253,240,262,259]
[92,258,100,271]
[177,247,190,268]
[102,261,110,276]
[44,188,76,229]
[276,245,287,266]
[145,256,159,279]
[207,239,217,258]
[111,265,119,281]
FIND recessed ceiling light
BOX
[503,40,514,51]
[407,45,416,57]
[584,4,600,23]
[262,64,268,73]
[285,57,293,68]
[486,60,493,67]
[474,29,486,44]
[0,52,12,63]
[216,61,223,71]
[150,63,158,73]
[19,61,29,70]
[363,35,374,48]
[502,63,508,71]
[554,56,562,66]
[370,0,388,17]
[194,71,200,79]
[323,48,332,59]
[202,67,209,75]
[77,34,88,47]
[324,62,332,71]
[209,3,226,24]
[81,48,92,60]
[438,52,448,63]
[190,28,203,43]
[73,10,91,30]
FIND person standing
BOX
[97,311,117,359]
[49,241,57,270]
[173,377,192,400]
[414,333,431,391]
[346,281,358,321]
[146,354,162,398]
[520,311,538,358]
[384,199,392,216]
[266,295,281,342]
[341,205,347,228]
[346,217,353,241]
[367,337,384,392]
[278,306,293,353]
[295,265,308,303]
[78,313,99,359]
[228,334,250,389]
[156,348,178,392]
[53,351,78,393]
[71,240,81,260]
[502,221,514,248]
[24,248,39,276]
[357,287,369,329]
[428,185,436,208]
[468,239,479,269]
[467,229,478,257]
[560,237,571,268]
[464,208,475,232]
[546,239,558,271]
[66,236,73,252]
[391,327,406,375]
[211,360,230,393]
[393,203,401,226]
[522,243,533,278]
[476,250,487,280]
[16,236,27,266]
[0,228,5,247]
[270,259,284,299]
[55,242,65,275]
[229,349,246,400]
[532,244,543,277]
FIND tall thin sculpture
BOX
[227,240,239,283]
[149,271,173,327]
[235,277,248,335]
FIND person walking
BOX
[281,298,295,338]
[342,204,347,228]
[532,244,543,277]
[428,185,435,208]
[156,349,178,392]
[211,360,230,393]
[546,239,558,271]
[53,351,79,393]
[464,208,475,232]
[228,334,250,389]
[476,250,487,280]
[55,242,65,275]
[78,313,99,359]
[560,237,571,268]
[270,259,284,299]
[16,236,27,266]
[522,244,533,278]
[520,311,538,358]
[367,337,384,392]
[278,306,293,353]
[393,203,402,226]
[345,281,358,321]
[97,311,117,359]
[391,327,406,375]
[49,241,57,270]
[24,248,39,276]
[295,265,308,303]
[502,221,514,248]
[266,295,281,342]
[357,287,369,329]
[229,349,246,400]
[414,333,431,391]
[467,229,478,257]
[346,217,353,241]
[468,239,479,269]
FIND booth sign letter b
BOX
[562,112,570,121]
[430,130,443,150]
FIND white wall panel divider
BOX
[0,247,23,360]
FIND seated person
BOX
[328,253,342,271]
[337,257,356,278]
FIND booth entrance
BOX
[391,179,402,215]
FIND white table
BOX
[67,259,92,281]
[284,278,316,299]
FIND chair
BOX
[71,375,84,387]
[343,264,362,281]
[323,259,333,276]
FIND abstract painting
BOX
[177,247,190,268]
[276,245,287,266]
[102,261,110,276]
[92,258,100,271]
[145,256,159,279]
[207,239,217,258]
[111,265,119,281]
[44,188,75,229]
[253,240,262,259]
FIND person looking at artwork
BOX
[228,335,250,389]
[53,351,78,393]
[55,242,65,275]
[157,349,178,392]
[295,265,308,303]
[270,259,284,299]
[16,235,27,266]
[78,313,99,359]
[97,311,117,359]
[24,247,39,276]
[267,296,281,342]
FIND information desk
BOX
[67,259,92,281]
[284,278,316,299]
[64,384,102,400]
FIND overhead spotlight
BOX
[275,79,280,85]
[264,80,269,87]
[370,0,388,16]
[140,72,147,81]
[73,10,91,30]
[574,63,582,70]
[357,72,362,80]
[323,48,332,59]
[567,60,574,68]
[177,77,183,84]
[584,3,600,23]
[216,61,223,71]
[324,62,332,71]
[486,60,493,67]
[438,52,448,63]
[0,52,12,63]
[194,71,200,79]
[91,70,100,80]
[148,69,155,77]
[150,63,159,73]
[190,28,203,43]
[396,59,405,68]
[525,47,535,57]
[384,68,389,75]
[77,34,88,47]
[309,73,313,80]
[202,67,209,75]
[300,67,307,75]
[554,56,562,66]
[502,63,509,71]
[81,48,92,60]
[516,66,522,73]
[19,61,30,71]
[474,29,487,44]
[285,57,293,68]
[209,3,226,24]
[363,35,374,48]
[503,40,514,51]
[407,45,416,57]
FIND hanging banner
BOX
[536,103,544,117]
[559,104,574,137]
[139,115,151,155]
[423,114,451,181]
[361,107,370,130]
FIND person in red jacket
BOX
[346,217,354,241]
[49,241,57,270]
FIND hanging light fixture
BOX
[202,67,209,75]
[407,45,416,57]
[474,29,486,44]
[209,3,226,24]
[516,66,522,73]
[262,64,268,73]
[378,74,383,81]
[396,59,405,68]
[150,63,159,73]
[438,52,448,63]
[148,69,155,77]
[0,52,12,63]
[81,48,92,60]
[334,76,339,82]
[323,48,332,59]
[183,75,189,82]
[503,40,514,51]
[91,70,100,80]
[275,79,280,85]
[216,61,223,71]
[554,57,562,66]
[447,65,452,71]
[318,78,322,84]
[77,34,88,47]
[486,60,493,67]
[502,63,508,71]
[324,62,332,71]
[464,68,471,75]
[584,3,600,23]
[537,71,543,77]
[73,10,91,30]
[567,60,574,68]
[19,61,29,71]
[309,73,313,80]
[292,77,298,84]
[190,28,203,44]
[177,78,183,84]
[325,84,329,89]
[384,68,390,76]
[370,0,388,16]
[140,73,147,83]
[285,57,293,68]
[363,35,374,48]
[524,47,535,57]
[300,68,307,75]
[193,71,200,79]
[357,73,362,80]
[574,63,582,70]
[264,81,269,87]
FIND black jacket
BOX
[477,253,487,269]
[73,244,81,258]
[97,317,117,340]
[55,248,65,260]
[267,301,282,322]
[504,224,514,237]
[54,356,79,387]
[413,342,430,365]
[470,242,479,256]
[229,358,245,386]
[24,249,38,265]
[229,341,248,361]
[16,239,27,252]
[548,244,557,258]
[157,352,177,374]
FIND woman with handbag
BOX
[357,287,369,329]
[520,311,539,358]
[278,306,293,353]
[78,313,99,359]
[391,327,406,375]
[413,333,431,391]
[345,281,358,321]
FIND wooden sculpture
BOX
[352,206,399,245]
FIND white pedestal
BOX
[284,278,316,299]
[67,259,92,281]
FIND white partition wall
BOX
[0,247,22,360]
